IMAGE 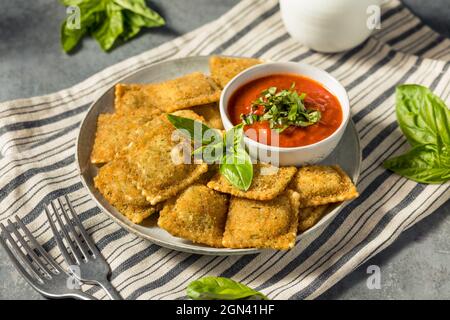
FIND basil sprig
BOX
[60,0,165,53]
[383,84,450,184]
[167,114,221,145]
[241,83,321,132]
[220,144,254,191]
[167,115,254,191]
[187,276,269,300]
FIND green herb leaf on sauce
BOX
[187,276,269,300]
[243,83,321,133]
[383,84,450,184]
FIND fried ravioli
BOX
[196,164,220,185]
[124,110,208,205]
[290,165,358,208]
[115,73,220,114]
[94,158,157,224]
[94,158,148,206]
[145,72,221,113]
[158,185,229,247]
[222,190,300,250]
[209,56,262,88]
[298,205,329,233]
[114,203,157,224]
[114,83,163,117]
[90,113,154,164]
[207,163,297,200]
[189,103,224,130]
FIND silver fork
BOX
[44,195,122,300]
[0,216,94,300]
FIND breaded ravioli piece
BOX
[124,110,208,205]
[290,165,358,208]
[189,103,224,130]
[145,72,221,113]
[94,158,157,224]
[209,56,262,88]
[114,83,163,117]
[298,205,329,233]
[170,109,206,122]
[158,185,229,247]
[90,113,155,164]
[207,163,297,200]
[94,158,148,206]
[196,164,220,185]
[114,203,157,224]
[222,190,300,250]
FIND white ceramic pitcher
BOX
[280,0,386,53]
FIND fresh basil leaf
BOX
[121,5,164,41]
[60,0,106,52]
[113,0,165,26]
[232,123,244,148]
[92,2,124,51]
[168,115,254,189]
[224,123,244,153]
[396,84,450,147]
[383,144,450,184]
[385,84,450,184]
[167,114,221,145]
[220,148,253,191]
[192,142,224,164]
[61,20,87,53]
[121,10,142,41]
[187,276,268,300]
[59,0,86,5]
[60,0,164,53]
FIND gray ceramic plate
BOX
[76,56,361,256]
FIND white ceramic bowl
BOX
[280,0,384,53]
[219,62,350,166]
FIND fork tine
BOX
[50,200,84,264]
[7,219,52,278]
[2,224,97,300]
[15,216,63,273]
[57,197,90,258]
[0,231,44,291]
[44,206,76,267]
[0,223,44,282]
[63,195,100,256]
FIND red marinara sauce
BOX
[228,74,343,148]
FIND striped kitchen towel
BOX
[0,0,449,300]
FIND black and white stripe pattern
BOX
[0,0,449,300]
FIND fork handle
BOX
[74,291,98,300]
[95,279,123,300]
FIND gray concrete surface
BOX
[0,0,449,300]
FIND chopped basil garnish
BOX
[241,83,321,133]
